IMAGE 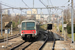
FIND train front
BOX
[21,21,37,40]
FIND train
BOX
[21,20,37,40]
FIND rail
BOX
[0,34,20,43]
[10,41,26,50]
[52,39,56,50]
[39,34,48,50]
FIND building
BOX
[16,13,20,16]
[27,11,31,17]
[11,13,16,17]
[36,14,40,20]
[32,9,37,14]
[3,9,10,15]
[43,15,49,21]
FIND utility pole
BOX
[11,9,13,35]
[1,10,2,36]
[57,15,59,32]
[0,3,3,36]
[33,0,34,8]
[49,9,51,23]
[11,23,12,35]
[19,9,22,34]
[71,0,74,43]
[11,14,13,35]
[62,10,64,37]
[19,14,20,34]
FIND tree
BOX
[63,8,71,24]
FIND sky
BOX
[0,0,75,15]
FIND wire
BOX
[47,0,49,5]
[39,0,52,22]
[0,1,17,8]
[49,0,53,6]
[33,0,34,8]
[0,1,26,13]
[62,2,68,6]
[22,0,29,8]
[0,3,14,8]
[39,0,47,7]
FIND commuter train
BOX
[21,20,37,40]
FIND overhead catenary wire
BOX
[49,0,53,6]
[22,0,29,8]
[33,0,34,8]
[62,1,69,6]
[39,0,52,22]
[47,0,50,5]
[0,1,17,8]
[0,2,14,8]
[0,2,26,13]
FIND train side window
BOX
[22,22,26,30]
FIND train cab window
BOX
[26,22,35,30]
[22,22,26,30]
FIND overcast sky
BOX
[0,0,75,15]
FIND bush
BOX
[67,24,71,34]
[59,25,62,32]
[12,21,16,28]
[67,24,75,34]
[74,24,75,33]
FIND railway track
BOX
[52,39,56,50]
[39,33,48,50]
[0,34,20,43]
[10,41,34,50]
[39,31,56,50]
[9,31,56,50]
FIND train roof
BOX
[22,20,36,22]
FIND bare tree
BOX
[63,8,71,24]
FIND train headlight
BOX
[21,34,23,36]
[22,32,24,33]
[34,27,36,29]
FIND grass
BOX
[40,24,47,30]
[0,31,19,40]
[68,33,75,41]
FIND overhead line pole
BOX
[19,9,22,34]
[71,0,74,43]
[33,0,34,8]
[62,9,64,37]
[0,3,3,36]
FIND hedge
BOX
[67,24,75,34]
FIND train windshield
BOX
[26,22,35,30]
[22,22,26,30]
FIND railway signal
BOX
[47,24,52,30]
[5,22,12,46]
[5,22,12,28]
